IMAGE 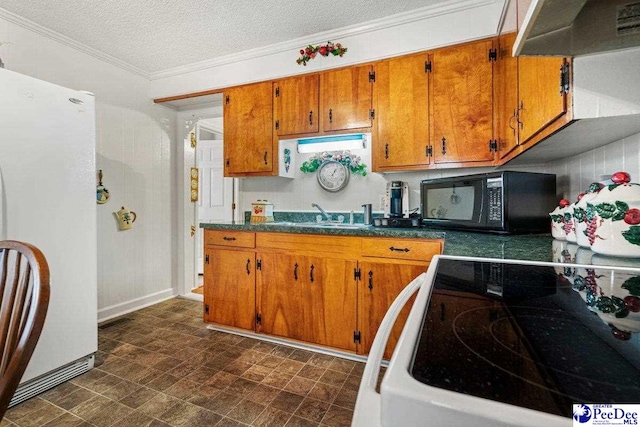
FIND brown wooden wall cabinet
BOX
[493,0,571,163]
[223,82,274,176]
[372,53,431,171]
[220,33,572,176]
[203,229,443,358]
[431,39,496,166]
[373,39,497,171]
[273,64,374,139]
[274,74,320,136]
[494,32,571,163]
[320,65,374,132]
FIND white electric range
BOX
[353,255,640,427]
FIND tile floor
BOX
[3,298,366,426]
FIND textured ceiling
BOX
[0,0,451,74]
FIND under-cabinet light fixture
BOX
[296,133,368,153]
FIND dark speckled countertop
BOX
[200,220,555,262]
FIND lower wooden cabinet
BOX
[256,252,305,340]
[204,229,443,356]
[301,256,358,351]
[257,253,358,351]
[203,247,255,330]
[357,261,427,359]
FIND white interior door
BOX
[196,138,233,275]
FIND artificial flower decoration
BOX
[300,151,367,176]
[297,41,348,66]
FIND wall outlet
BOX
[379,195,386,211]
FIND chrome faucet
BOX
[311,203,331,222]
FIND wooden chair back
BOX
[0,241,50,419]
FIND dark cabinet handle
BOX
[440,303,445,321]
[385,143,389,159]
[264,151,268,165]
[368,271,373,291]
[328,108,333,124]
[518,101,524,130]
[223,237,236,241]
[441,136,447,155]
[309,111,313,125]
[294,263,298,281]
[246,259,251,275]
[310,264,315,283]
[389,246,410,252]
[559,64,563,95]
[509,108,518,135]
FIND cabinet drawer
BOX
[256,232,360,257]
[361,238,441,262]
[204,230,255,248]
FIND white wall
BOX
[0,14,177,320]
[149,0,507,98]
[240,130,634,219]
[545,132,639,200]
[239,149,547,216]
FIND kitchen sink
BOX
[312,223,371,229]
[259,221,371,229]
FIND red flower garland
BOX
[296,41,348,66]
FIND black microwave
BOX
[420,171,556,234]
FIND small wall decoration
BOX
[115,206,137,231]
[284,148,291,173]
[96,169,110,204]
[297,41,348,66]
[300,151,367,176]
[190,167,199,202]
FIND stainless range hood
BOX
[514,0,640,56]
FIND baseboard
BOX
[206,325,374,365]
[11,355,94,407]
[181,292,203,302]
[98,288,175,322]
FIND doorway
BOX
[192,120,236,297]
[179,111,239,300]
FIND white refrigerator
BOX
[0,68,97,405]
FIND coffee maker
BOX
[384,181,409,218]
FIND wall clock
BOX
[317,160,350,192]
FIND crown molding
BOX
[0,7,151,79]
[1,0,498,82]
[149,0,498,80]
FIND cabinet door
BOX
[373,54,430,171]
[203,248,255,330]
[321,65,373,131]
[358,261,427,359]
[431,39,495,164]
[517,56,567,144]
[274,75,319,136]
[223,82,273,175]
[302,257,357,351]
[256,252,305,340]
[494,33,519,159]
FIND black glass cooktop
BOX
[411,258,640,418]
